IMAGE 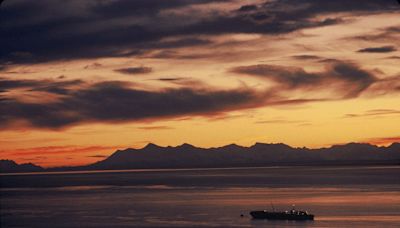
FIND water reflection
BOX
[1,166,400,227]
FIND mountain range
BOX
[0,160,44,173]
[1,142,399,173]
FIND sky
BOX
[0,0,399,167]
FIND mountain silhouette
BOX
[84,142,400,170]
[1,142,399,173]
[0,160,44,173]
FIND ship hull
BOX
[250,211,314,220]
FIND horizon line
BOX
[1,140,399,169]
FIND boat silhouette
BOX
[250,205,314,220]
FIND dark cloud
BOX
[386,25,400,32]
[0,78,40,92]
[250,13,270,21]
[357,46,397,53]
[0,1,217,64]
[237,4,258,12]
[31,80,84,95]
[0,78,83,94]
[146,38,212,49]
[146,50,212,60]
[344,109,400,118]
[291,55,322,60]
[318,58,343,63]
[231,61,377,98]
[0,80,263,129]
[327,62,376,97]
[157,77,187,81]
[91,0,222,18]
[154,77,207,88]
[0,65,7,71]
[350,25,400,42]
[230,64,322,88]
[1,0,397,64]
[114,66,152,75]
[180,14,341,36]
[267,98,329,106]
[260,0,398,23]
[84,63,102,69]
[0,60,394,130]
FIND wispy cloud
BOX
[114,66,152,75]
[87,154,108,158]
[137,126,173,130]
[156,77,188,82]
[0,77,84,94]
[255,119,307,124]
[231,61,377,98]
[386,56,400,60]
[344,109,400,118]
[351,25,400,42]
[291,55,323,61]
[84,62,103,69]
[357,46,397,53]
[2,145,120,156]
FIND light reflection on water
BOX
[1,166,399,227]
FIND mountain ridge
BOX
[0,160,44,173]
[1,142,399,173]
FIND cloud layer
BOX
[0,80,263,129]
[1,0,398,64]
[357,46,397,53]
[114,66,152,75]
[231,61,377,98]
[0,0,399,132]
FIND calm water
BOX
[1,166,400,227]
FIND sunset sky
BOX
[0,0,399,167]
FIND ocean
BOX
[1,166,399,227]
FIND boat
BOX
[250,205,314,221]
